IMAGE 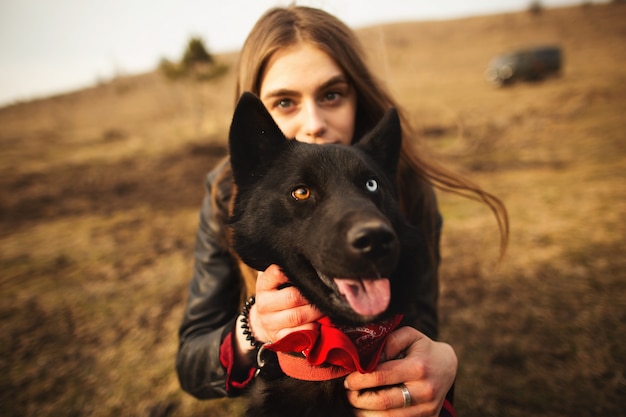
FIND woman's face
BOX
[259,42,357,145]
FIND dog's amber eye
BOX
[291,187,311,201]
[365,179,378,192]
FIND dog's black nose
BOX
[347,220,397,261]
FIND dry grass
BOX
[1,4,624,416]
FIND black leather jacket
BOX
[176,159,442,399]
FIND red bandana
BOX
[266,314,403,381]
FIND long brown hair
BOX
[218,6,509,297]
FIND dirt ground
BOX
[1,4,624,416]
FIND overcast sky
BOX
[0,0,596,105]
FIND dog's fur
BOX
[227,93,426,417]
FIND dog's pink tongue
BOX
[334,278,391,316]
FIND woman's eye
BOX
[277,98,292,109]
[365,179,378,192]
[321,91,346,106]
[291,186,311,201]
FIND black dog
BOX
[228,92,425,417]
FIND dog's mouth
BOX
[316,270,391,317]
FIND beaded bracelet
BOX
[240,295,263,350]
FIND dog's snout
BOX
[347,221,397,261]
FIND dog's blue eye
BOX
[291,186,311,201]
[365,179,378,192]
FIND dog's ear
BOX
[228,92,288,186]
[357,108,402,176]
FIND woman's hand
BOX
[233,264,323,370]
[344,326,457,417]
[249,264,324,344]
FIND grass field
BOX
[1,4,624,416]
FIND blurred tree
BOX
[528,1,543,14]
[158,37,229,137]
[159,37,227,81]
[182,37,214,67]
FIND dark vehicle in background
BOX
[485,45,563,86]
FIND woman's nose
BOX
[299,102,327,143]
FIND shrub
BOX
[159,37,227,81]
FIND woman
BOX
[176,6,508,417]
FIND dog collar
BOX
[266,314,403,381]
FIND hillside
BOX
[1,4,625,417]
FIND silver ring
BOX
[399,383,411,408]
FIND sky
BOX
[0,0,594,106]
